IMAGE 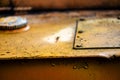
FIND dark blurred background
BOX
[0,0,120,9]
[0,0,120,11]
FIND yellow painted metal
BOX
[0,11,120,59]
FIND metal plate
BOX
[73,17,120,49]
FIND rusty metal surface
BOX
[0,10,120,59]
[73,18,120,49]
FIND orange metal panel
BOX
[0,58,120,80]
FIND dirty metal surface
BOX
[73,18,120,49]
[0,10,120,59]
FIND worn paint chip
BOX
[43,25,75,44]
